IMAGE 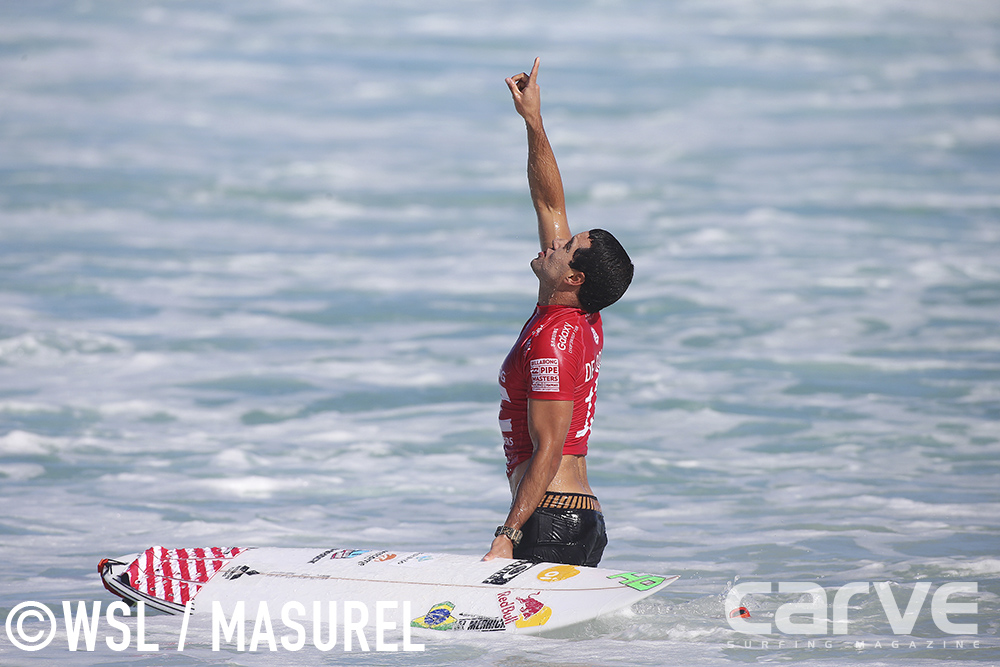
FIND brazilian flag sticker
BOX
[411,601,457,630]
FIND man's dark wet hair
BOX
[570,228,634,313]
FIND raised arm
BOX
[505,58,571,251]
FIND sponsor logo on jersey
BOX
[554,322,577,351]
[483,560,535,585]
[530,358,559,392]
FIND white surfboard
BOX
[99,546,677,635]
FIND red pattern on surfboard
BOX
[517,594,545,619]
[125,546,243,605]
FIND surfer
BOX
[484,58,633,567]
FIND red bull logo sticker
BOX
[497,590,552,628]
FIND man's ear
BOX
[565,270,585,287]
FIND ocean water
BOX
[1,0,999,665]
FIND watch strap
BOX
[494,525,523,547]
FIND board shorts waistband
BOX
[537,491,599,511]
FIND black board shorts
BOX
[512,492,608,567]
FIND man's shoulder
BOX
[524,306,595,359]
[539,306,600,338]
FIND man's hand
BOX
[505,57,541,123]
[482,534,514,561]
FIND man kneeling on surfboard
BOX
[484,58,634,567]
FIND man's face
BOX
[531,231,591,284]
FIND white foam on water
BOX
[0,430,64,455]
[2,0,999,665]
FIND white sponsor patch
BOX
[530,358,560,392]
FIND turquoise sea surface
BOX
[1,1,999,665]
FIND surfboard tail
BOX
[98,546,246,615]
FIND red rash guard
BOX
[498,304,603,477]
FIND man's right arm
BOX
[482,397,573,562]
[505,58,571,251]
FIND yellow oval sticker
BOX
[536,565,580,582]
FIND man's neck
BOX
[536,286,581,309]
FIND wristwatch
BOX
[494,525,523,547]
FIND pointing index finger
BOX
[528,57,540,84]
